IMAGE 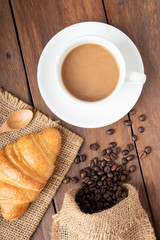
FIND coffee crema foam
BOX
[61,43,119,102]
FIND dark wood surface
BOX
[0,0,159,239]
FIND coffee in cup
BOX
[61,43,119,102]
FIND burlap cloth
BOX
[52,184,156,240]
[0,88,83,240]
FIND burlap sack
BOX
[52,184,156,240]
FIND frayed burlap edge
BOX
[0,88,84,240]
[52,184,156,240]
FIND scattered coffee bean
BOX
[105,154,111,160]
[132,135,138,141]
[129,109,136,115]
[90,143,99,150]
[122,157,128,164]
[111,164,117,172]
[122,149,129,155]
[63,177,70,184]
[106,148,112,154]
[140,151,147,159]
[113,147,121,154]
[107,129,115,135]
[127,143,134,151]
[139,114,146,121]
[126,155,135,161]
[70,177,79,183]
[74,156,80,164]
[101,149,107,156]
[109,142,117,148]
[80,154,87,162]
[101,160,107,168]
[110,152,118,160]
[138,126,145,133]
[129,165,136,172]
[80,171,87,179]
[144,146,152,154]
[123,120,132,126]
[121,175,126,182]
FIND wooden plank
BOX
[11,0,153,238]
[31,204,54,240]
[0,0,31,104]
[0,1,55,239]
[103,0,160,238]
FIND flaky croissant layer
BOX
[0,128,61,220]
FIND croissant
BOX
[0,128,61,220]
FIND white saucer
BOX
[37,22,145,128]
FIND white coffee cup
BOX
[56,35,146,104]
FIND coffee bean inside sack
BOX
[75,156,136,214]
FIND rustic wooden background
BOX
[0,0,160,239]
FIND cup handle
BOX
[125,71,146,84]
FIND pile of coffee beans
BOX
[63,109,152,214]
[75,157,132,214]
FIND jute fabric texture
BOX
[52,184,156,240]
[0,88,83,240]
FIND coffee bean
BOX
[107,172,113,178]
[121,190,128,198]
[122,149,129,155]
[97,180,103,186]
[84,177,90,183]
[107,129,115,135]
[94,166,100,172]
[111,164,117,172]
[122,170,129,175]
[126,155,135,161]
[138,126,145,133]
[88,180,95,185]
[121,164,126,170]
[104,166,110,173]
[109,142,117,148]
[139,151,147,159]
[122,157,128,165]
[80,171,87,179]
[101,160,107,168]
[94,194,101,201]
[79,154,86,162]
[113,185,117,191]
[129,109,136,115]
[113,147,121,154]
[121,175,126,182]
[101,175,107,181]
[110,152,118,160]
[101,149,107,156]
[113,176,118,182]
[97,170,104,176]
[74,156,80,164]
[129,165,136,172]
[106,148,112,154]
[139,114,146,121]
[123,120,132,126]
[90,143,99,150]
[144,146,152,154]
[132,135,138,141]
[63,177,70,184]
[94,158,99,165]
[70,177,79,183]
[127,143,134,151]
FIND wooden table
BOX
[1,0,160,239]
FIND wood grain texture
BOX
[31,204,55,240]
[11,0,154,239]
[0,0,31,104]
[103,0,160,238]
